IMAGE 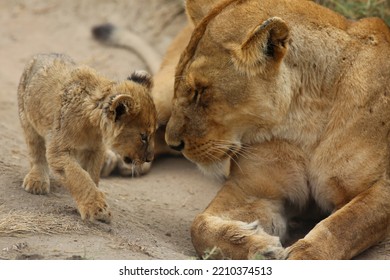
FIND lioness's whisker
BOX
[207,145,244,174]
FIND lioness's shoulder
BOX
[347,17,390,43]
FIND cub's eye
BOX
[140,133,148,143]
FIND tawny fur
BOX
[18,53,157,223]
[165,0,390,259]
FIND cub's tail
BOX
[92,23,161,74]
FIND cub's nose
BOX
[168,140,185,152]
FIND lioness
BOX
[18,53,157,223]
[165,0,390,259]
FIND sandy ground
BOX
[0,0,388,260]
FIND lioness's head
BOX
[103,71,157,166]
[166,0,292,175]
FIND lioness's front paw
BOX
[260,246,288,260]
[286,240,318,260]
[78,191,112,223]
[247,233,287,260]
[22,170,50,195]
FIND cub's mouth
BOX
[122,153,153,166]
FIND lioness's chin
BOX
[196,158,231,180]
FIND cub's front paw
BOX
[23,170,50,195]
[78,191,112,223]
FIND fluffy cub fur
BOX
[18,53,157,223]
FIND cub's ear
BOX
[108,95,140,122]
[231,17,290,75]
[186,0,221,26]
[127,70,153,90]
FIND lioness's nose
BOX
[169,140,185,152]
[165,107,185,151]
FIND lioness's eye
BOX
[140,133,147,143]
[194,89,199,97]
[193,88,203,104]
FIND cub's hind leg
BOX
[20,121,50,194]
[18,59,50,195]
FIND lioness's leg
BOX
[47,145,111,223]
[192,140,309,259]
[20,122,50,194]
[192,183,287,259]
[298,121,390,259]
[287,179,390,259]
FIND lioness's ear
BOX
[231,17,290,75]
[108,95,140,122]
[186,0,220,26]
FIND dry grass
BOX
[314,0,390,25]
[0,207,92,237]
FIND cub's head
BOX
[103,71,157,167]
[165,0,292,176]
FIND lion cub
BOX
[17,53,157,223]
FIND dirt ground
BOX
[0,0,388,260]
